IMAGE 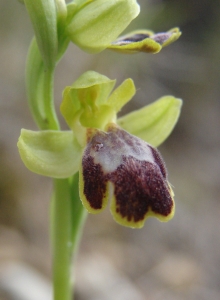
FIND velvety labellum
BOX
[81,125,174,228]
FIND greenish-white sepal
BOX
[107,78,136,112]
[18,129,82,178]
[118,96,182,147]
[66,0,140,53]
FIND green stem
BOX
[43,66,60,130]
[52,175,87,300]
[52,178,72,300]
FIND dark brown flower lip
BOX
[81,125,174,227]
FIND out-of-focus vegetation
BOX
[0,0,220,299]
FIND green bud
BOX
[24,0,58,68]
[66,0,140,53]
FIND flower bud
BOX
[66,0,140,53]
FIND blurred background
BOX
[1,0,220,299]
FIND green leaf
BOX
[117,96,182,147]
[18,130,82,178]
[66,0,140,53]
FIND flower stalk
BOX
[51,175,86,300]
[52,178,72,300]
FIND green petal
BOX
[66,0,140,53]
[117,96,182,147]
[108,28,181,54]
[107,78,136,112]
[17,129,82,178]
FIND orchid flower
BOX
[18,71,182,228]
